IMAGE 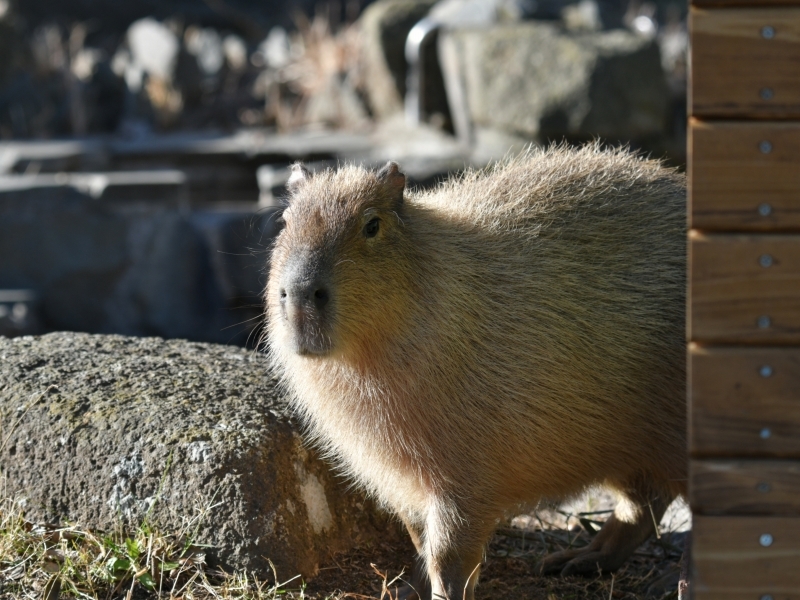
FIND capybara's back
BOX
[266,144,686,600]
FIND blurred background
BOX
[0,0,687,346]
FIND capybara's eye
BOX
[363,217,380,238]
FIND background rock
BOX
[0,332,399,577]
[439,22,669,143]
[0,184,279,344]
[360,0,437,119]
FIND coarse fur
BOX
[265,143,686,599]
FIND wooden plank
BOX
[693,516,800,593]
[689,233,800,343]
[690,7,800,118]
[689,346,800,457]
[690,120,800,231]
[691,460,800,515]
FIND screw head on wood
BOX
[760,140,773,153]
[757,482,771,493]
[760,365,773,377]
[759,254,773,268]
[761,25,776,39]
[758,203,773,216]
[757,315,771,328]
[761,595,774,600]
[759,533,774,547]
[760,88,775,100]
[761,427,772,439]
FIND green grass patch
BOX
[0,495,315,600]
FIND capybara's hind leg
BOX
[538,484,673,577]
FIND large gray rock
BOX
[439,23,669,143]
[0,184,277,345]
[0,332,397,577]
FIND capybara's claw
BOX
[537,548,583,576]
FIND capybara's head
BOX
[267,161,416,361]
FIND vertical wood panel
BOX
[691,460,800,514]
[693,516,800,592]
[691,7,800,117]
[689,345,800,456]
[690,120,800,231]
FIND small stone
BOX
[127,18,179,81]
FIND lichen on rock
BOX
[0,332,398,577]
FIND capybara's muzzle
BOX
[279,252,332,355]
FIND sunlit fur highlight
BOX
[266,143,686,598]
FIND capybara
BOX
[265,144,686,599]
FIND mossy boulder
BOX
[0,332,396,578]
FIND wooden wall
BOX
[688,2,800,597]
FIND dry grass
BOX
[0,493,685,600]
[302,499,687,600]
[0,495,314,600]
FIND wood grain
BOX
[694,516,800,592]
[689,345,800,457]
[690,119,800,231]
[691,7,800,118]
[689,233,800,343]
[691,460,800,514]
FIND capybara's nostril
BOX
[313,287,329,311]
[280,288,287,300]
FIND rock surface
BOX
[0,332,397,577]
[439,23,669,142]
[0,184,278,345]
[360,0,438,119]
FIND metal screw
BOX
[757,482,771,493]
[761,427,772,439]
[758,315,772,328]
[761,595,774,600]
[760,365,773,377]
[760,140,773,154]
[758,203,773,216]
[762,25,776,39]
[759,254,773,268]
[761,88,775,100]
[760,533,774,547]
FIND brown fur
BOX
[266,144,686,599]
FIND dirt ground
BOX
[304,494,689,600]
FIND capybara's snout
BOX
[278,251,332,355]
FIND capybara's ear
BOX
[377,161,405,206]
[287,162,310,192]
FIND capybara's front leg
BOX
[538,489,673,576]
[389,517,430,600]
[424,505,488,600]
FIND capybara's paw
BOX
[559,550,608,576]
[537,547,614,577]
[536,548,583,576]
